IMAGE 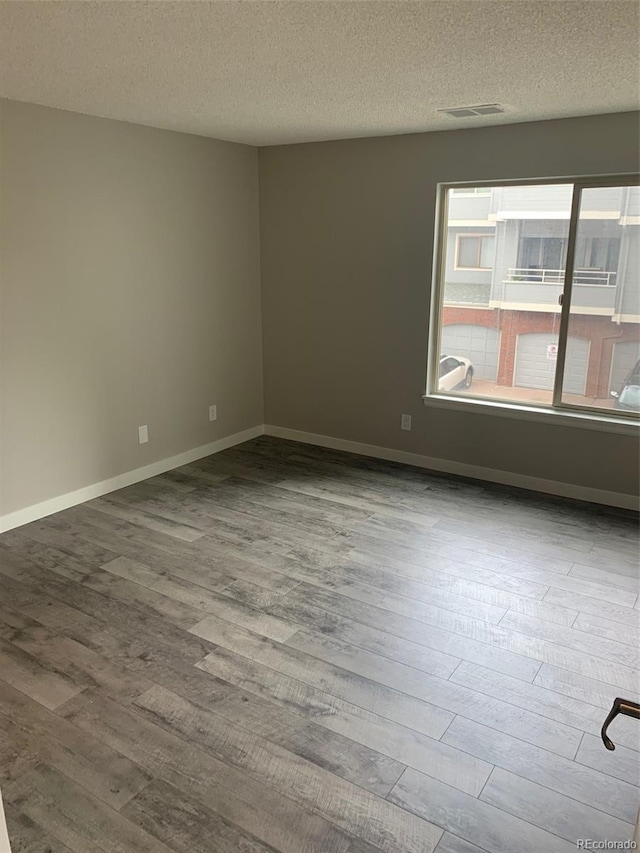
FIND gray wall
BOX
[0,99,263,516]
[259,112,640,498]
[1,101,637,515]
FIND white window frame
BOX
[454,233,495,270]
[424,175,640,435]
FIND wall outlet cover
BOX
[209,404,217,422]
[401,414,412,431]
[138,425,149,444]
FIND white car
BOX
[438,355,474,391]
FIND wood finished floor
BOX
[0,435,639,853]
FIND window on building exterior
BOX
[427,179,640,420]
[456,234,495,269]
[518,234,567,273]
[574,235,621,276]
[450,187,492,196]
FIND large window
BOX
[427,179,640,421]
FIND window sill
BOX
[454,267,493,272]
[422,393,640,435]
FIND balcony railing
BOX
[506,268,617,286]
[498,270,618,313]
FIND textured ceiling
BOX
[0,1,638,147]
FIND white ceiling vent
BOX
[438,104,505,118]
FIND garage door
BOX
[610,340,640,392]
[515,334,590,394]
[441,324,500,380]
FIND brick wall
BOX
[442,307,498,329]
[443,306,637,394]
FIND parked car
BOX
[611,359,640,412]
[439,355,474,391]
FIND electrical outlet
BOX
[401,414,412,431]
[209,404,217,422]
[138,425,149,444]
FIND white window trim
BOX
[422,393,639,435]
[425,174,640,434]
[454,232,495,271]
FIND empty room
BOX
[1,1,639,851]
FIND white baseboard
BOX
[2,420,636,532]
[264,424,639,512]
[0,425,264,533]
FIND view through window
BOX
[430,180,640,416]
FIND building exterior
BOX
[441,185,640,399]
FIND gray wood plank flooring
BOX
[0,435,638,852]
